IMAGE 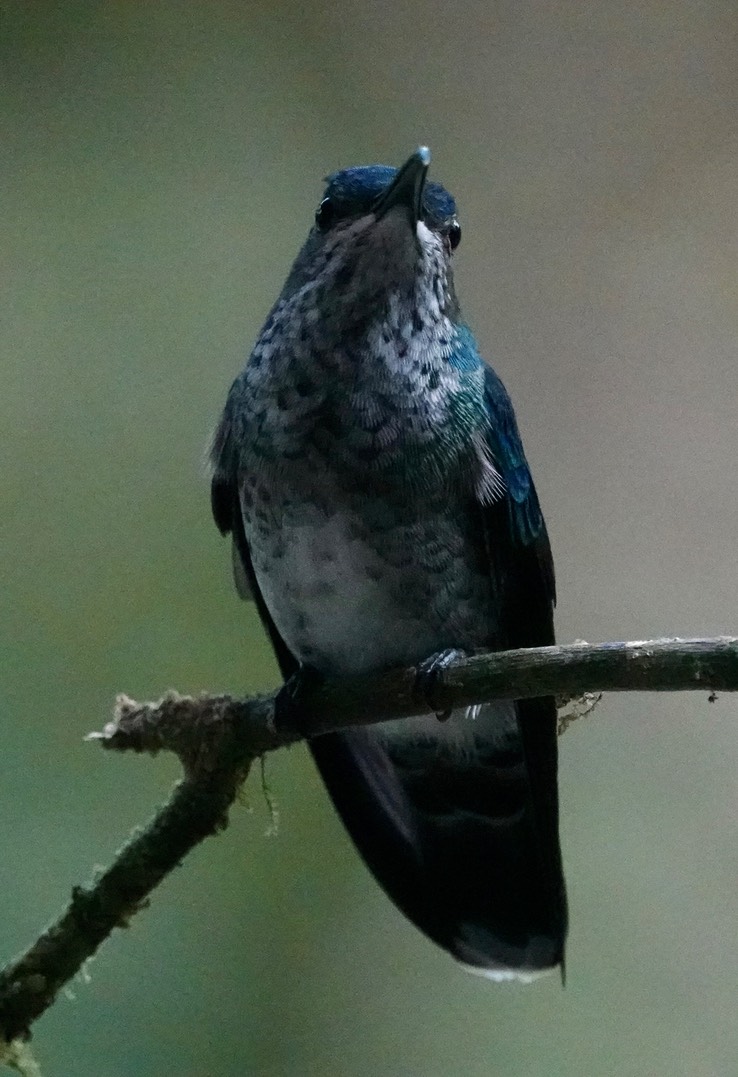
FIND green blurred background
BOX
[3,2,738,1074]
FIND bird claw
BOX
[414,648,467,721]
[273,666,324,736]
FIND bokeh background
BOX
[3,2,738,1074]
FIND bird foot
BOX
[273,666,324,737]
[415,648,467,722]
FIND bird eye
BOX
[315,197,335,231]
[448,220,461,251]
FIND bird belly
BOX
[247,504,451,675]
[245,478,497,664]
[245,493,519,755]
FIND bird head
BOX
[278,148,462,338]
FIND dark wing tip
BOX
[209,411,236,536]
[211,475,234,535]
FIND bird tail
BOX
[309,696,567,978]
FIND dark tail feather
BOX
[309,697,567,978]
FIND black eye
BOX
[448,220,461,250]
[315,197,335,231]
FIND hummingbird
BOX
[210,147,567,980]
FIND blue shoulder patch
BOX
[449,323,486,373]
[482,364,547,547]
[324,165,457,225]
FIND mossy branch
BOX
[1,635,736,1050]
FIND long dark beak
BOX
[374,146,430,224]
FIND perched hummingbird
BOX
[210,148,567,980]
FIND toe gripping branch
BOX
[414,649,467,721]
[273,666,326,737]
[275,650,467,737]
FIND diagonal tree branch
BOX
[1,636,737,1049]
